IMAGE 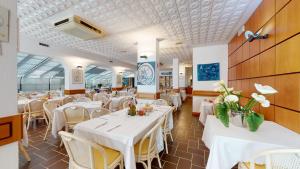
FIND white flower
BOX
[251,93,266,103]
[214,95,223,104]
[224,95,239,103]
[227,88,234,92]
[261,100,270,107]
[254,83,278,94]
[213,80,225,87]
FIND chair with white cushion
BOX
[62,96,74,105]
[75,97,92,102]
[162,107,175,154]
[43,101,59,140]
[238,149,300,169]
[59,131,124,169]
[26,99,48,130]
[134,116,164,169]
[62,106,90,132]
[152,99,169,106]
[90,108,111,118]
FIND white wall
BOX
[192,44,228,112]
[179,64,186,88]
[172,58,179,89]
[0,0,19,168]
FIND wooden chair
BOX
[62,96,74,105]
[26,99,48,130]
[19,112,31,162]
[75,97,92,102]
[162,107,175,154]
[59,131,124,169]
[90,108,111,119]
[134,116,164,169]
[103,99,112,110]
[62,106,90,132]
[122,99,132,109]
[239,149,300,169]
[43,101,59,140]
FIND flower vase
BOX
[230,111,247,128]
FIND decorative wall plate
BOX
[137,62,155,85]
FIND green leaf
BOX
[246,112,264,132]
[216,103,229,127]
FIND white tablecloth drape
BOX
[51,101,102,138]
[202,115,300,169]
[199,101,214,125]
[180,90,187,101]
[74,105,173,169]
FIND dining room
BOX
[1,0,300,169]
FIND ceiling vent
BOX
[54,15,105,40]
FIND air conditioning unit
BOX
[54,15,105,40]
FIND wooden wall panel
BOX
[260,16,276,51]
[275,74,300,111]
[275,106,300,133]
[259,47,275,76]
[228,0,300,133]
[275,0,300,43]
[276,0,290,12]
[276,34,300,74]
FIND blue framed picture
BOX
[137,61,156,85]
[197,63,220,81]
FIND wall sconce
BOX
[244,30,268,42]
[119,72,123,75]
[76,65,83,69]
[140,55,148,59]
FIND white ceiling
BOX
[17,0,260,67]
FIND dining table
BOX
[51,101,102,138]
[198,101,214,125]
[202,115,300,169]
[73,102,173,169]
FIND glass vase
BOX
[230,111,247,128]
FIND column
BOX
[136,38,160,99]
[111,68,123,91]
[179,64,187,88]
[0,0,19,168]
[63,61,87,95]
[172,58,179,92]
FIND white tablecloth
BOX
[110,96,132,111]
[51,101,102,138]
[74,105,173,169]
[180,90,187,101]
[199,101,214,125]
[202,115,300,169]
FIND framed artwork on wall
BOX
[72,69,84,84]
[197,63,220,81]
[137,61,155,85]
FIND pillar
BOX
[63,61,87,95]
[0,0,19,168]
[179,64,187,88]
[172,58,179,92]
[111,68,123,91]
[136,38,160,99]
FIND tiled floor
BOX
[19,98,210,169]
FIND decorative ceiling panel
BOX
[18,0,257,67]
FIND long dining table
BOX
[73,102,173,169]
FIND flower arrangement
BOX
[214,80,277,131]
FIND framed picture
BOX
[197,63,220,81]
[0,6,9,42]
[72,69,84,84]
[137,61,156,85]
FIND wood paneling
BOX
[275,106,300,133]
[64,89,85,95]
[276,34,300,74]
[260,105,275,121]
[242,41,250,61]
[259,47,275,76]
[136,92,160,99]
[275,74,300,111]
[249,38,260,57]
[192,90,219,97]
[112,87,124,91]
[276,0,291,12]
[241,79,250,97]
[0,114,23,146]
[259,0,275,28]
[260,16,276,51]
[249,56,260,78]
[275,0,300,43]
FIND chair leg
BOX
[147,158,152,169]
[26,116,31,130]
[120,157,124,169]
[19,142,31,162]
[43,123,50,140]
[164,135,169,154]
[156,153,162,168]
[169,132,174,142]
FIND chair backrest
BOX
[118,97,131,110]
[249,149,300,169]
[136,116,165,158]
[75,97,92,102]
[152,99,169,106]
[90,108,111,118]
[122,99,132,109]
[59,131,109,169]
[103,99,112,110]
[163,107,175,130]
[63,96,74,105]
[43,101,58,122]
[27,99,46,113]
[63,106,90,124]
[93,93,108,102]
